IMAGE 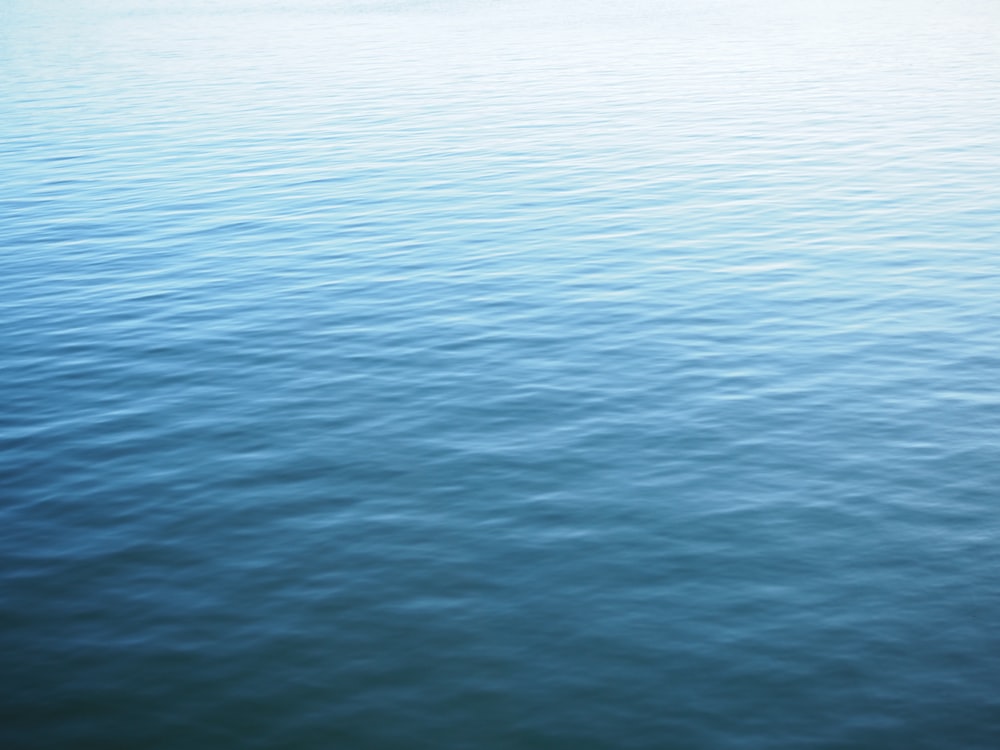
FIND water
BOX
[3,0,1000,747]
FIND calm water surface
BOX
[3,1,1000,747]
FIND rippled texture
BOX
[3,1,1000,747]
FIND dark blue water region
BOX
[2,1,1000,748]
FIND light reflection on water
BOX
[2,1,1000,748]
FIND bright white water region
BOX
[2,0,1000,747]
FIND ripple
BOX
[3,1,1000,748]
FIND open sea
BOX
[2,0,1000,747]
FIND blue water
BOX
[3,0,1000,747]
